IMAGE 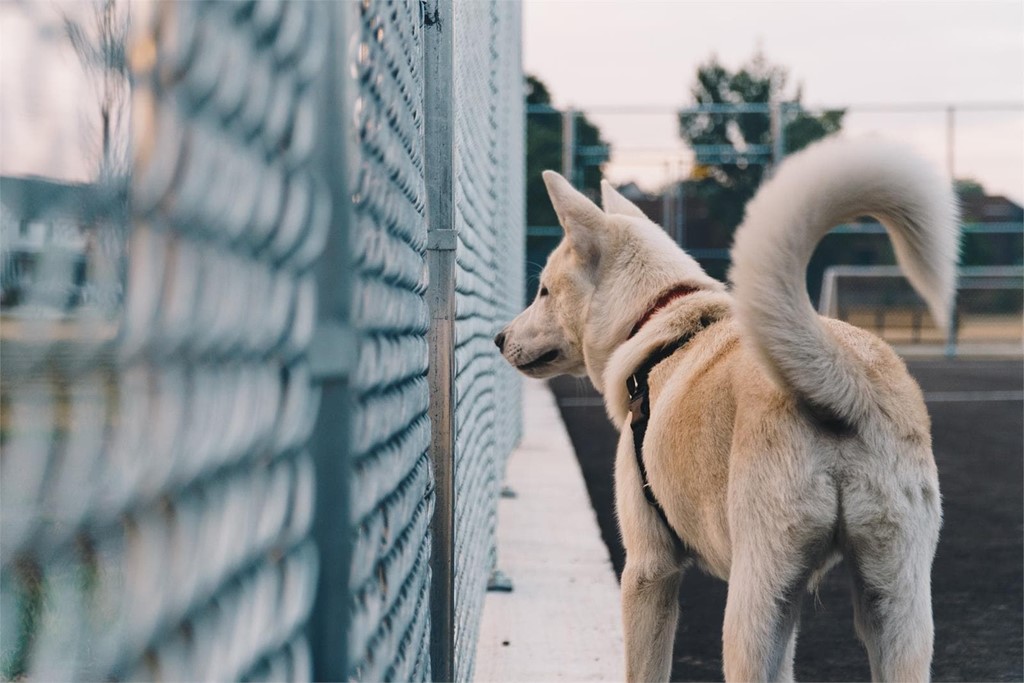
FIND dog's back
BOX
[644,310,937,575]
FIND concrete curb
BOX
[475,379,624,681]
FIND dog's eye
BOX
[539,286,549,297]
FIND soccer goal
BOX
[818,265,1024,357]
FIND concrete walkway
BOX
[475,379,624,682]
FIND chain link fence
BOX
[1,1,524,680]
[318,1,434,680]
[451,2,524,680]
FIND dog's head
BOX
[496,171,721,386]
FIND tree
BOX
[678,52,844,250]
[526,75,608,227]
[954,178,985,201]
[524,75,610,298]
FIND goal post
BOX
[818,265,1024,358]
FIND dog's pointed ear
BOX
[601,179,648,220]
[542,170,604,263]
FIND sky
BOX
[523,0,1024,203]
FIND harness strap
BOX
[626,316,713,550]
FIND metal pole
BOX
[661,161,672,232]
[946,105,956,181]
[779,103,787,162]
[944,302,959,359]
[562,108,576,185]
[770,99,784,171]
[308,3,358,679]
[675,159,686,248]
[423,1,456,680]
[944,105,958,357]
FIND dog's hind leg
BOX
[621,552,686,682]
[722,548,804,683]
[842,473,941,682]
[723,453,837,682]
[778,622,799,682]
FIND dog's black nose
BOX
[494,331,507,352]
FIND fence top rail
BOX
[526,223,1023,239]
[822,265,1024,278]
[527,102,1024,116]
[830,222,1024,234]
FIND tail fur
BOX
[729,136,959,424]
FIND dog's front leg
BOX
[615,434,687,682]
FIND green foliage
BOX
[954,178,985,199]
[526,75,552,106]
[785,105,844,155]
[525,75,607,227]
[524,75,611,298]
[526,76,561,228]
[678,52,844,247]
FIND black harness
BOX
[626,316,713,549]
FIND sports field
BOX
[550,358,1023,682]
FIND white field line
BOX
[922,390,1024,402]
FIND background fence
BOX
[1,1,524,681]
[527,103,1023,354]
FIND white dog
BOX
[495,137,957,682]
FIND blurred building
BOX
[960,193,1023,224]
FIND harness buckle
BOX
[626,373,640,400]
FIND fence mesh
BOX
[340,0,434,680]
[492,1,527,469]
[451,3,524,681]
[1,1,524,681]
[1,1,328,679]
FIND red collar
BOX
[628,284,701,339]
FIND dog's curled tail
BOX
[730,137,959,425]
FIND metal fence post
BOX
[945,298,959,358]
[423,0,457,680]
[770,99,785,170]
[945,105,959,360]
[562,108,577,185]
[662,160,673,232]
[308,2,358,679]
[676,159,686,247]
[946,105,956,181]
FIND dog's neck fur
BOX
[628,284,703,339]
[581,219,726,393]
[600,290,734,426]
